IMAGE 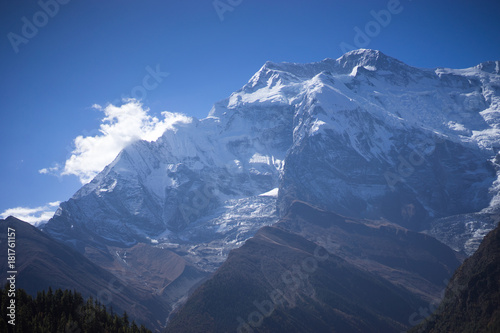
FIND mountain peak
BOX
[335,48,410,74]
[251,58,334,84]
[475,60,500,74]
[340,48,382,58]
[248,49,413,87]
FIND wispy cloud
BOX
[38,163,61,175]
[1,201,61,227]
[42,100,191,184]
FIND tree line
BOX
[0,284,151,333]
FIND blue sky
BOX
[1,0,500,224]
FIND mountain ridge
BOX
[165,200,463,332]
[45,50,500,257]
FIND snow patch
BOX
[259,188,279,197]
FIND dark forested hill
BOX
[0,285,151,332]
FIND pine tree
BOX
[123,310,129,327]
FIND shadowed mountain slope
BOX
[0,217,168,329]
[412,221,500,333]
[165,201,463,332]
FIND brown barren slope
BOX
[166,201,463,332]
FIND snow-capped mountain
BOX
[45,49,500,256]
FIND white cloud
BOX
[46,100,191,184]
[39,164,61,175]
[1,202,61,227]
